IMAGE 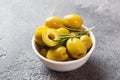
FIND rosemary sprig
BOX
[53,26,95,48]
[53,38,68,49]
[64,26,95,32]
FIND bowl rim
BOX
[32,25,96,64]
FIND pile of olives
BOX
[34,14,93,61]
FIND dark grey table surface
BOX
[0,0,120,80]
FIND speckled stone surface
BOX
[0,0,120,80]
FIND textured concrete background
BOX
[0,0,120,80]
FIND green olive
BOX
[80,35,93,51]
[34,26,48,45]
[42,28,59,47]
[66,38,86,58]
[40,48,48,57]
[46,46,69,61]
[63,14,83,29]
[56,27,70,34]
[45,16,63,29]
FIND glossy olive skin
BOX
[42,28,59,47]
[56,27,70,34]
[80,35,93,51]
[63,14,83,29]
[46,46,69,61]
[34,26,48,45]
[66,38,86,58]
[45,16,63,29]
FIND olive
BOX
[46,46,69,61]
[66,38,86,58]
[56,27,70,34]
[63,14,83,29]
[45,16,63,29]
[34,26,48,45]
[40,48,48,57]
[80,35,92,51]
[42,28,59,47]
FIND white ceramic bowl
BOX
[32,25,95,72]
